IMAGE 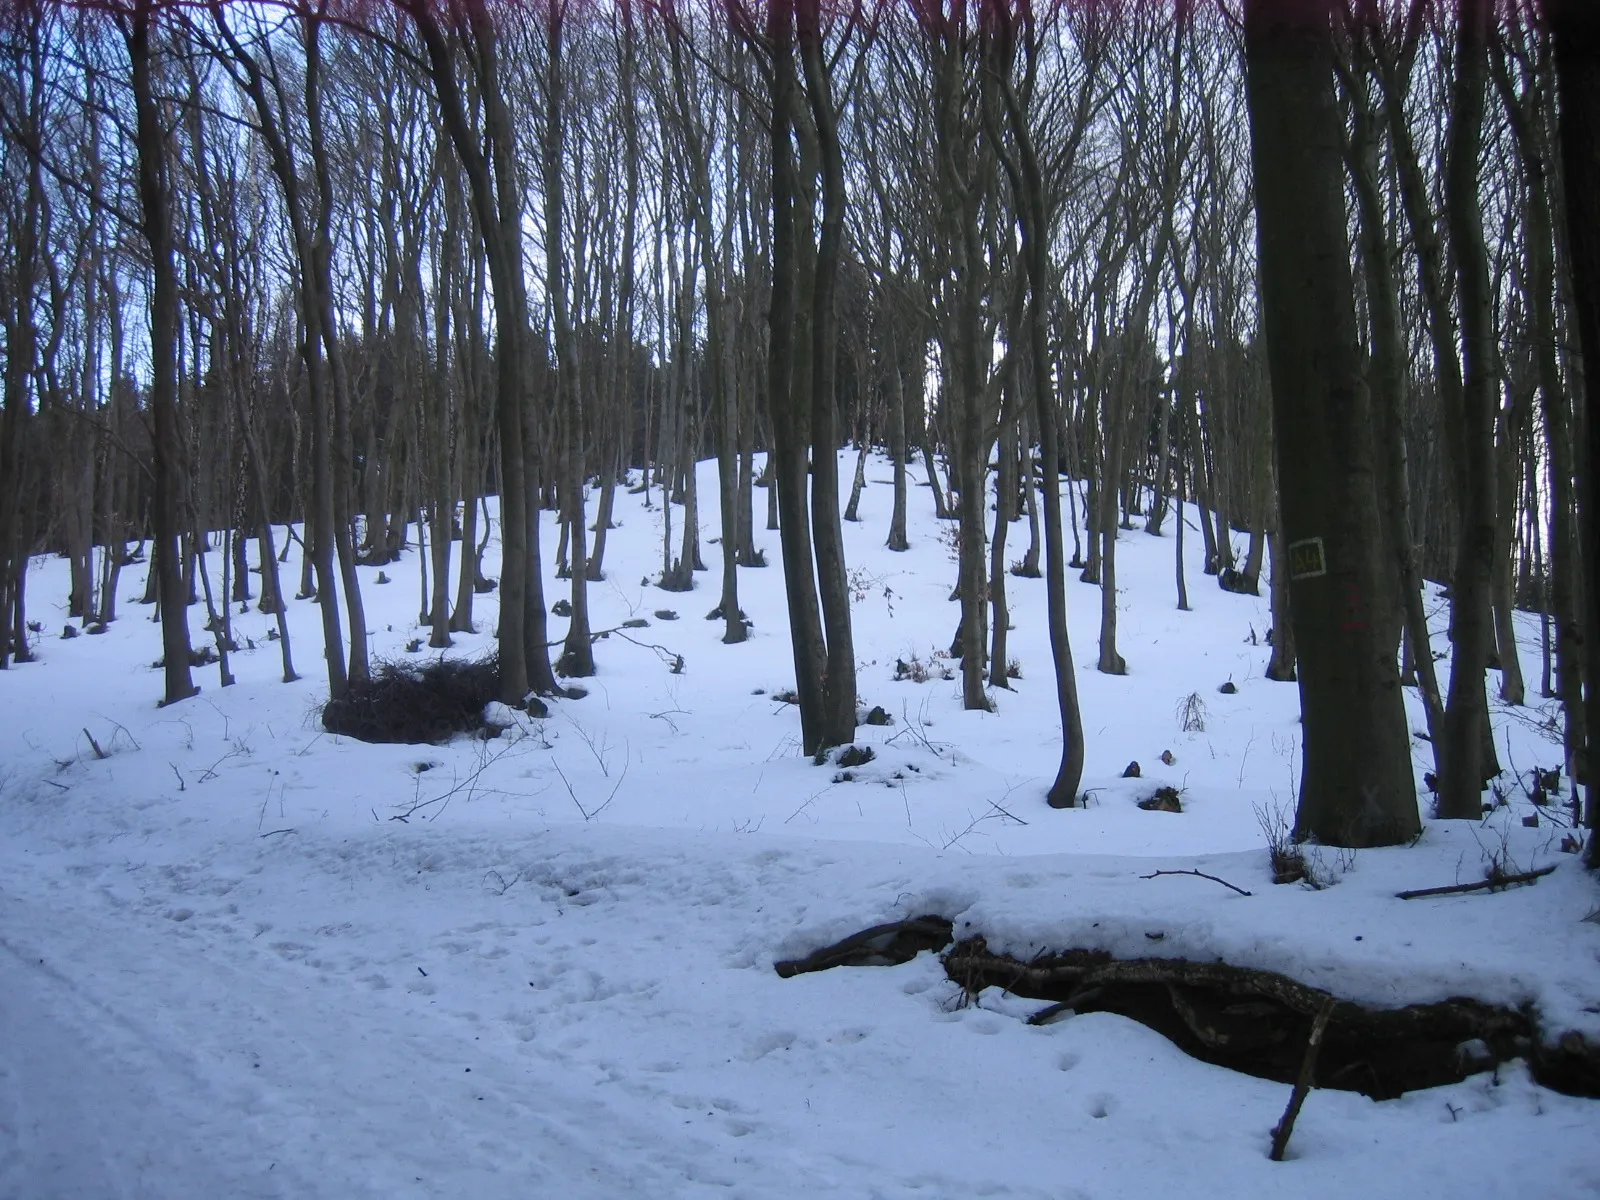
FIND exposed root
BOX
[774,916,953,978]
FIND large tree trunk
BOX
[304,20,369,690]
[1545,0,1600,865]
[545,4,595,680]
[406,2,553,700]
[798,0,857,747]
[1244,0,1419,846]
[759,0,828,756]
[129,6,197,707]
[1436,0,1503,819]
[0,14,42,669]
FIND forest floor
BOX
[2,452,1597,1199]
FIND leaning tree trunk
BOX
[1346,64,1443,758]
[996,41,1086,809]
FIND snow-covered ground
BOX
[2,452,1596,1199]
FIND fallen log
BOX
[774,919,1600,1099]
[942,937,1538,1098]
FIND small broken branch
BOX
[1269,996,1337,1161]
[82,728,107,760]
[1139,869,1253,897]
[553,624,686,673]
[1395,863,1556,900]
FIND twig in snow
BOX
[91,716,141,753]
[552,754,630,821]
[81,728,108,760]
[1139,869,1253,897]
[198,746,245,783]
[1394,862,1556,900]
[941,811,990,851]
[649,708,690,734]
[259,828,296,838]
[785,785,831,825]
[391,740,519,822]
[565,715,616,776]
[484,870,522,895]
[988,798,1028,826]
[886,698,947,758]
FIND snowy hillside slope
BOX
[1,452,1596,1199]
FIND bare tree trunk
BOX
[1097,361,1128,675]
[989,395,1015,689]
[405,1,553,699]
[1437,0,1502,819]
[303,19,369,690]
[1244,0,1419,846]
[545,3,594,680]
[799,0,858,746]
[1495,37,1587,780]
[1491,391,1528,704]
[0,11,42,669]
[1345,51,1443,755]
[843,441,869,523]
[129,6,197,706]
[450,212,485,635]
[755,0,828,755]
[994,16,1085,808]
[887,326,910,551]
[1545,0,1600,864]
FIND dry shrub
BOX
[322,654,503,745]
